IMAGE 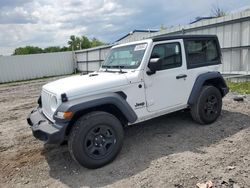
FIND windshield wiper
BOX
[102,65,113,72]
[102,65,127,73]
[108,65,126,73]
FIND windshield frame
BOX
[101,41,150,70]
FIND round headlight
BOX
[51,96,58,111]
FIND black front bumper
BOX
[27,108,67,144]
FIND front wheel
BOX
[68,111,124,169]
[191,86,222,125]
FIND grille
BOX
[41,89,55,122]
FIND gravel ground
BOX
[0,77,249,188]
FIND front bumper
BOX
[27,107,67,144]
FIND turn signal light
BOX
[63,111,73,119]
[56,111,73,119]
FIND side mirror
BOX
[147,58,162,75]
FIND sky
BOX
[0,0,250,55]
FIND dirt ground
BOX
[0,77,249,188]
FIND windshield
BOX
[102,43,147,69]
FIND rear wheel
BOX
[68,111,124,169]
[191,86,222,124]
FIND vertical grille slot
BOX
[41,90,54,122]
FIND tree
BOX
[12,35,105,55]
[68,35,82,50]
[191,5,227,24]
[91,37,105,47]
[43,46,62,53]
[211,5,226,17]
[60,46,70,51]
[81,36,91,49]
[13,46,43,55]
[67,35,104,50]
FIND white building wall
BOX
[0,51,74,83]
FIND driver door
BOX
[144,40,189,112]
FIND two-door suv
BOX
[27,35,229,168]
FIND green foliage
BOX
[43,46,63,53]
[227,81,250,94]
[14,46,43,55]
[67,35,104,50]
[13,35,105,55]
[60,46,70,51]
[13,46,69,55]
[67,35,81,50]
[80,36,91,49]
[91,37,105,47]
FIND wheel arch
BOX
[188,72,229,106]
[54,92,137,136]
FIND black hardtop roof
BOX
[152,34,218,42]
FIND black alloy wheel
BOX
[204,94,219,117]
[84,125,116,160]
[68,111,124,169]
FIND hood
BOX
[43,72,129,99]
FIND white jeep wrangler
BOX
[27,35,229,168]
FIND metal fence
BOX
[75,10,250,75]
[0,51,74,83]
[0,11,249,83]
[75,45,112,73]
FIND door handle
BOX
[176,74,187,79]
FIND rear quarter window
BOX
[185,38,221,69]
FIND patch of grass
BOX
[226,81,250,94]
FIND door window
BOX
[185,39,220,68]
[151,42,182,70]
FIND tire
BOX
[191,85,222,125]
[68,111,124,169]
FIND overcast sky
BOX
[0,0,250,55]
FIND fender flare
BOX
[54,92,137,123]
[188,72,228,105]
